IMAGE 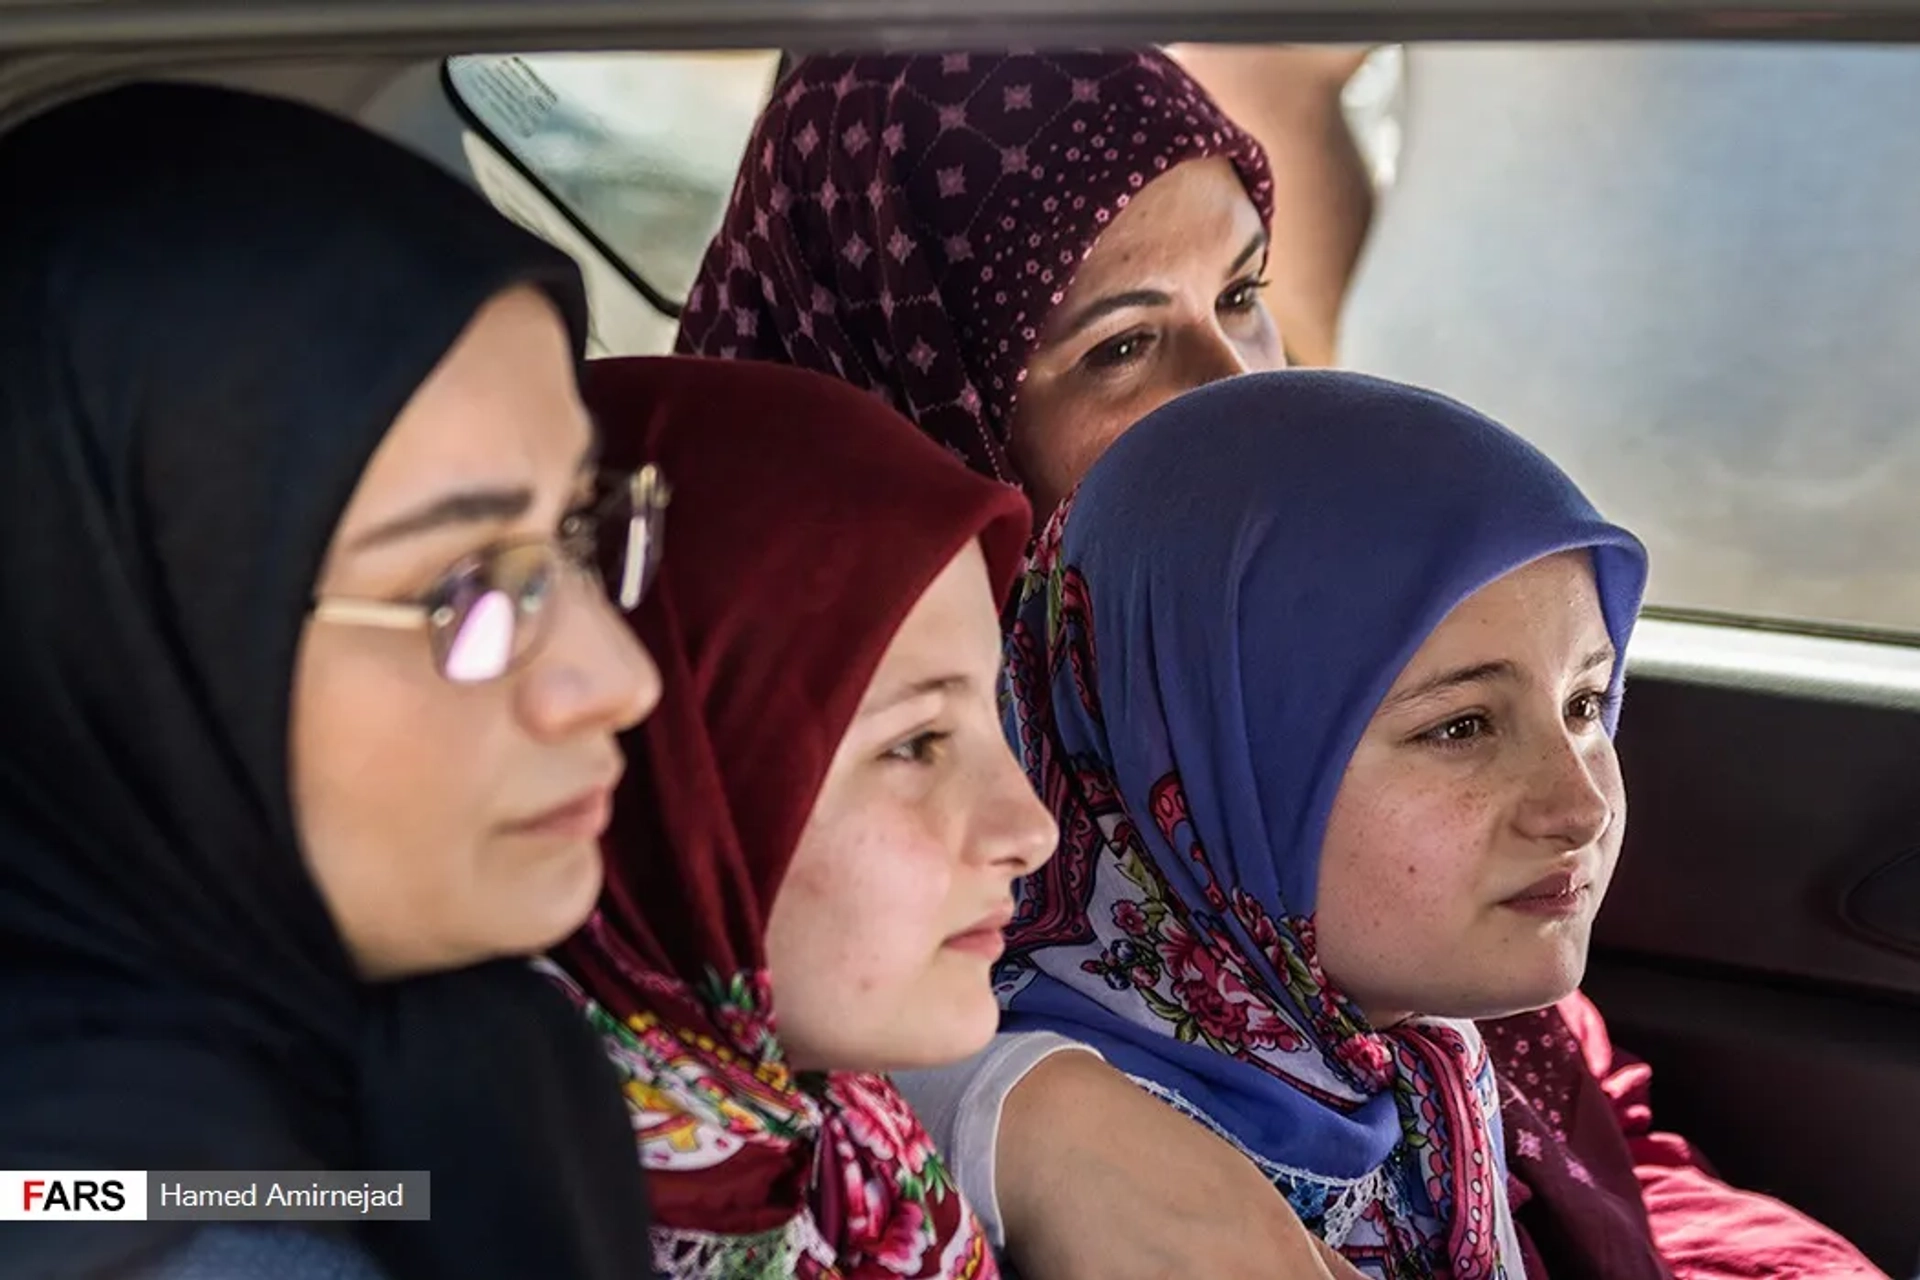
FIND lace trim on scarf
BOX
[1125,1075,1407,1249]
[651,1215,835,1280]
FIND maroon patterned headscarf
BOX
[676,50,1274,485]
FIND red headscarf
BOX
[552,355,1030,1279]
[676,50,1273,485]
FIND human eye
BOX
[1415,712,1493,749]
[1218,275,1271,315]
[1080,328,1157,375]
[883,730,952,766]
[1566,688,1617,727]
[555,472,613,565]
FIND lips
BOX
[943,902,1015,958]
[1506,869,1581,903]
[502,763,624,841]
[1500,868,1591,918]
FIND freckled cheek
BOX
[1438,779,1500,873]
[774,848,951,1002]
[1339,785,1499,931]
[770,861,852,973]
[810,918,942,1005]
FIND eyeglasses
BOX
[311,464,670,684]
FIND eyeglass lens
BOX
[425,467,666,684]
[430,543,555,683]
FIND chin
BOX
[882,991,1002,1073]
[1472,956,1589,1021]
[1406,935,1591,1022]
[507,838,606,955]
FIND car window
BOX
[1338,41,1920,639]
[447,51,780,311]
[451,42,1920,642]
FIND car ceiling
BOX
[6,0,1920,143]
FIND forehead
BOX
[1409,552,1610,667]
[1065,157,1263,289]
[868,542,1000,682]
[342,289,589,513]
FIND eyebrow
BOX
[1052,230,1274,343]
[857,673,976,719]
[1381,644,1617,712]
[350,442,599,552]
[1576,644,1619,676]
[1227,229,1269,280]
[1055,289,1174,342]
[350,487,533,551]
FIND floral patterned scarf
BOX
[995,371,1648,1278]
[554,355,1032,1279]
[676,49,1271,485]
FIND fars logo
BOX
[0,1171,148,1220]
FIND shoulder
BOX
[137,1225,390,1280]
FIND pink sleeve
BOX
[1557,993,1888,1280]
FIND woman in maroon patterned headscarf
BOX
[677,49,1281,518]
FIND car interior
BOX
[2,0,1915,1272]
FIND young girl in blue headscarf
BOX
[993,370,1655,1278]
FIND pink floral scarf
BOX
[541,957,993,1280]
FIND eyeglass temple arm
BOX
[311,599,427,630]
[619,464,670,611]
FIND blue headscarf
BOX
[997,371,1647,1278]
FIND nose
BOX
[516,574,662,740]
[1513,730,1616,851]
[1177,324,1256,392]
[972,741,1059,878]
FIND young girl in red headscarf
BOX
[546,355,1057,1278]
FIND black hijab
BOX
[0,83,652,1279]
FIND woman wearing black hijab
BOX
[0,83,664,1279]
